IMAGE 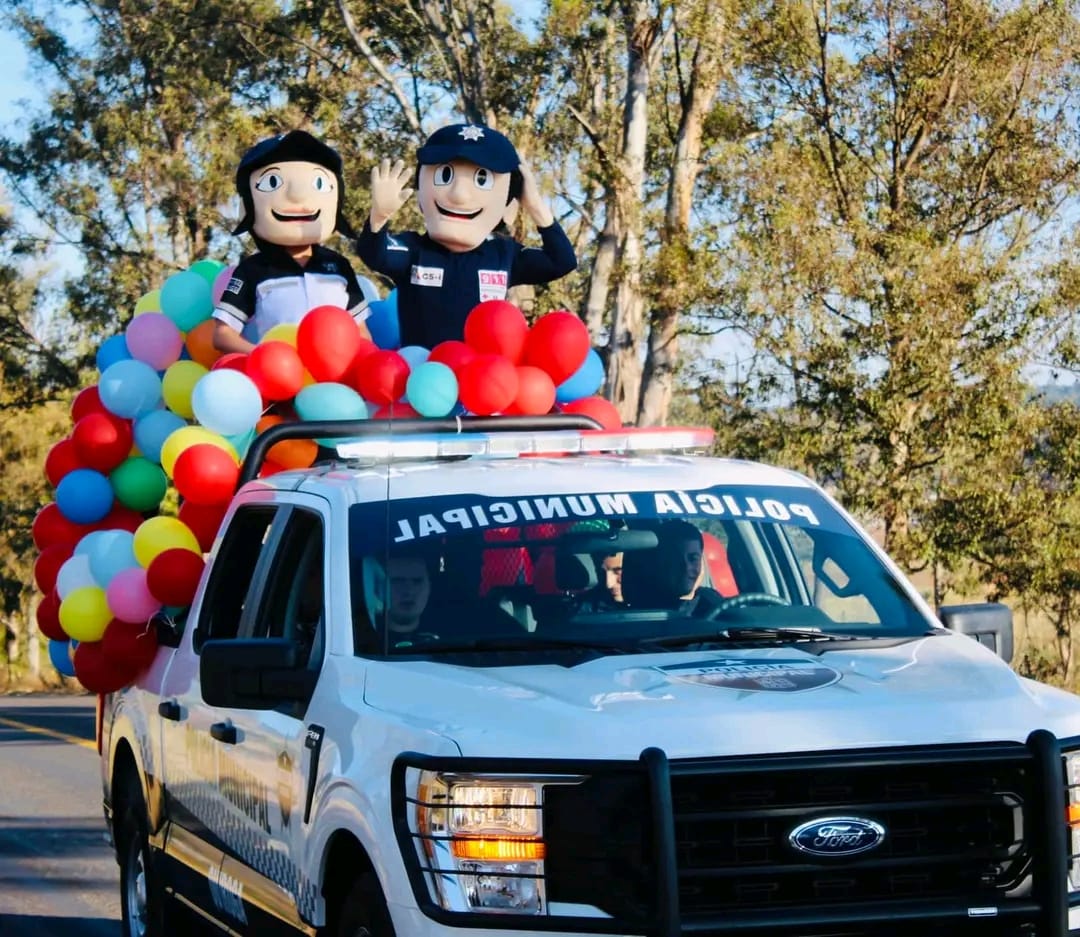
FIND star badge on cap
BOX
[458,125,485,142]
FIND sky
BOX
[0,27,41,134]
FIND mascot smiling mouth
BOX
[436,204,481,220]
[272,209,321,223]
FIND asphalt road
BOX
[0,693,122,936]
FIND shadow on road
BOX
[0,816,110,860]
[0,913,120,936]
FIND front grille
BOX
[670,745,1034,915]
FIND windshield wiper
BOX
[645,626,871,649]
[391,635,638,655]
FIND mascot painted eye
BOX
[433,164,455,186]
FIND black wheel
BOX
[702,592,791,620]
[117,773,169,937]
[335,873,396,937]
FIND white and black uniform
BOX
[213,244,376,343]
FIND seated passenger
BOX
[624,521,722,615]
[386,554,432,637]
[587,551,625,607]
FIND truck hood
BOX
[362,632,1080,759]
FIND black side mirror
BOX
[938,602,1014,665]
[199,638,317,709]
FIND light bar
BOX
[334,426,715,461]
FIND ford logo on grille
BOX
[788,816,886,857]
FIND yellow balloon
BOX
[262,322,298,347]
[134,289,161,315]
[161,360,209,419]
[133,516,202,568]
[160,425,238,477]
[59,586,113,643]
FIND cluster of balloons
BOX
[37,261,618,691]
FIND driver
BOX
[654,520,723,616]
[386,553,432,636]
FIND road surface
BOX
[0,693,121,936]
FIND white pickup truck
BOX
[99,416,1080,937]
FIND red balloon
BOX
[94,504,145,534]
[36,589,67,642]
[45,438,84,488]
[34,542,75,595]
[32,502,95,550]
[464,300,529,363]
[343,338,382,387]
[178,501,227,553]
[372,402,420,419]
[458,354,520,416]
[247,341,305,401]
[146,548,206,607]
[211,351,249,373]
[259,459,286,478]
[102,618,159,672]
[297,305,366,383]
[561,395,622,430]
[352,350,410,405]
[74,640,137,694]
[71,385,106,423]
[172,444,239,506]
[505,365,556,416]
[73,411,134,473]
[523,311,590,385]
[429,340,479,374]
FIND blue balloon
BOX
[160,270,213,332]
[367,289,400,350]
[406,362,458,417]
[99,358,163,419]
[48,639,76,678]
[556,348,605,403]
[85,529,137,588]
[96,334,132,373]
[398,344,430,370]
[56,468,114,524]
[133,409,187,464]
[224,427,256,459]
[295,383,368,445]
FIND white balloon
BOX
[56,553,96,600]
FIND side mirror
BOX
[199,638,316,709]
[938,602,1014,665]
[153,610,185,649]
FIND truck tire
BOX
[335,873,396,937]
[117,773,170,937]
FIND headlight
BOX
[1066,751,1080,891]
[413,771,554,914]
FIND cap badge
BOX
[458,126,485,142]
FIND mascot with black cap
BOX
[355,124,576,349]
[213,130,376,354]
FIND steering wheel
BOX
[391,631,441,649]
[701,592,791,620]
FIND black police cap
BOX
[417,124,520,173]
[236,130,343,179]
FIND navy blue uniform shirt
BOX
[355,221,577,348]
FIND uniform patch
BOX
[478,269,508,302]
[411,265,444,287]
[225,276,244,294]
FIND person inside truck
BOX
[622,520,723,615]
[385,553,433,637]
[589,551,625,606]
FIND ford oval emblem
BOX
[788,816,886,857]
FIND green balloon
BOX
[110,457,168,512]
[188,258,226,289]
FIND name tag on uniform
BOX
[411,265,444,287]
[478,269,508,302]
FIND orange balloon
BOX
[185,319,222,369]
[256,415,318,470]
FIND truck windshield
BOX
[347,482,934,656]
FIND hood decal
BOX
[657,657,842,693]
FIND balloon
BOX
[259,459,286,478]
[160,270,213,331]
[189,258,226,288]
[296,305,367,383]
[32,502,95,550]
[146,548,206,607]
[34,542,74,595]
[464,300,529,362]
[56,552,96,599]
[49,639,77,677]
[102,619,159,673]
[73,640,137,694]
[523,311,590,385]
[160,425,238,478]
[457,354,519,415]
[106,566,162,623]
[85,528,138,589]
[73,411,134,473]
[247,341,305,401]
[372,402,420,419]
[295,382,368,423]
[211,351,248,374]
[133,516,202,568]
[134,289,161,315]
[59,585,113,642]
[99,358,163,419]
[224,427,256,459]
[37,591,67,642]
[211,264,236,305]
[406,362,458,417]
[366,290,400,349]
[184,318,222,369]
[172,443,240,506]
[261,322,299,346]
[398,345,430,371]
[191,369,263,437]
[56,468,114,524]
[161,360,209,419]
[352,350,409,404]
[133,409,188,465]
[96,504,146,535]
[555,348,605,403]
[110,457,168,513]
[125,312,184,371]
[96,334,132,373]
[256,414,318,470]
[560,395,622,430]
[506,365,556,416]
[428,340,479,374]
[71,385,106,423]
[44,438,84,488]
[178,501,227,553]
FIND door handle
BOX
[158,700,181,722]
[210,722,237,744]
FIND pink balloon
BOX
[126,312,184,371]
[106,566,162,624]
[212,265,236,305]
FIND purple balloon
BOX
[126,312,184,371]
